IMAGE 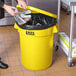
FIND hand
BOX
[17,0,27,9]
[2,4,18,16]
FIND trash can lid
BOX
[16,5,57,19]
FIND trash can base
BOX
[22,62,52,71]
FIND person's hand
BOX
[2,4,18,16]
[17,0,27,9]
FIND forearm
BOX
[0,0,4,8]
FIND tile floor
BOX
[0,10,76,76]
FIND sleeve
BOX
[0,0,4,8]
[0,0,4,19]
[16,0,18,3]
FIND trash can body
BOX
[20,32,53,70]
[14,5,58,70]
[14,23,58,70]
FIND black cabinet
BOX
[0,8,4,19]
[0,0,4,19]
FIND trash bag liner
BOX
[16,13,57,30]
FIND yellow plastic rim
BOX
[16,5,57,18]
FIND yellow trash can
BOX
[14,5,58,70]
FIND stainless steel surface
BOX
[27,0,58,14]
[0,0,16,26]
[58,0,61,26]
[56,0,61,43]
[68,6,75,63]
[61,0,76,13]
[56,0,76,66]
[0,17,15,26]
[70,2,76,6]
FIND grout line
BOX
[7,50,13,76]
[11,72,13,76]
[34,72,38,76]
[16,48,25,76]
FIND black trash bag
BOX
[17,13,57,30]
